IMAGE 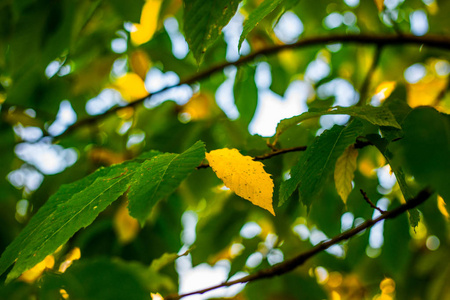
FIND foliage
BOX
[0,0,450,299]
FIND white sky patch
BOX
[344,0,359,7]
[222,10,251,61]
[215,66,239,119]
[48,100,77,136]
[410,10,429,36]
[274,11,304,44]
[86,89,124,115]
[341,212,354,232]
[240,222,262,239]
[111,57,128,78]
[45,60,62,79]
[111,38,127,54]
[14,125,43,143]
[293,224,310,241]
[305,57,331,83]
[404,63,426,83]
[377,165,397,190]
[324,12,343,29]
[368,198,390,249]
[164,17,190,60]
[8,165,44,192]
[249,80,310,137]
[15,141,78,175]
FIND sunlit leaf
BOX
[183,0,241,63]
[111,73,148,102]
[130,0,163,46]
[127,141,206,225]
[274,106,400,143]
[179,93,213,121]
[373,81,397,103]
[19,255,54,283]
[239,0,285,50]
[437,195,449,220]
[206,148,275,215]
[374,0,384,12]
[334,145,358,204]
[407,76,447,108]
[58,247,81,273]
[130,50,152,80]
[114,201,140,244]
[279,120,363,208]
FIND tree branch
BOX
[53,34,450,141]
[165,187,433,300]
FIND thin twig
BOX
[165,188,432,300]
[196,145,308,169]
[46,34,450,142]
[360,189,385,214]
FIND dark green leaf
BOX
[40,259,152,300]
[279,120,364,207]
[274,105,400,143]
[400,107,450,208]
[0,164,136,282]
[127,141,206,225]
[183,0,241,64]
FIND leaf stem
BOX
[359,188,386,214]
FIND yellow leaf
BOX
[373,81,396,103]
[111,72,148,102]
[334,145,358,204]
[407,76,447,108]
[179,92,213,121]
[114,201,140,244]
[437,195,449,220]
[131,0,163,46]
[151,293,164,300]
[206,149,275,215]
[59,247,81,273]
[130,50,151,80]
[19,255,54,283]
[374,0,384,12]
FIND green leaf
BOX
[234,65,258,126]
[40,259,152,300]
[239,0,285,50]
[110,0,145,23]
[400,107,450,206]
[128,141,206,225]
[0,164,137,282]
[279,120,364,207]
[183,0,241,64]
[274,106,400,143]
[366,134,420,227]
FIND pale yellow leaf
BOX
[334,145,358,204]
[206,149,275,215]
[374,0,384,12]
[111,72,148,102]
[437,195,449,220]
[131,0,163,46]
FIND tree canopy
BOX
[0,0,450,299]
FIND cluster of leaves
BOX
[0,0,450,299]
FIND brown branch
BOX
[360,189,385,214]
[196,145,308,169]
[165,187,433,300]
[52,33,450,141]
